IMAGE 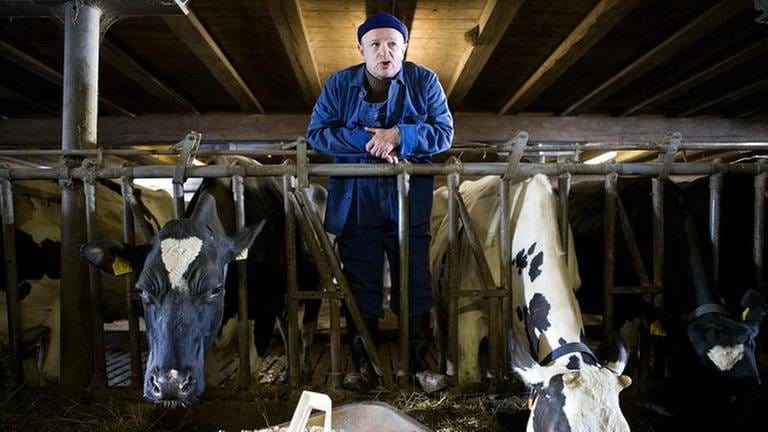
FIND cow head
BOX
[81,193,263,405]
[508,331,632,432]
[687,289,767,385]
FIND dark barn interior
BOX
[1,0,768,431]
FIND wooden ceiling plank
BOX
[2,113,766,148]
[499,0,640,115]
[0,38,135,116]
[737,103,768,119]
[622,39,768,117]
[162,9,264,114]
[265,0,321,108]
[0,83,58,114]
[101,38,199,114]
[0,0,188,17]
[447,0,524,107]
[679,77,768,117]
[561,0,750,116]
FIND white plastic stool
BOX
[287,390,333,432]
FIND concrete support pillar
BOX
[59,1,101,398]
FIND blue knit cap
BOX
[357,12,408,43]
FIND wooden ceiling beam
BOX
[2,113,766,148]
[622,39,768,116]
[561,0,750,116]
[679,77,768,117]
[0,0,188,17]
[264,0,321,108]
[101,38,199,114]
[499,0,640,115]
[162,9,264,114]
[737,103,768,119]
[0,83,58,115]
[364,0,417,32]
[447,0,524,108]
[0,38,135,116]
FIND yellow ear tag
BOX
[235,248,248,261]
[742,307,750,321]
[650,320,667,337]
[112,256,133,276]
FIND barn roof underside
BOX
[0,0,767,167]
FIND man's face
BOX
[358,27,406,80]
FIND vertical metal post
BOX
[329,289,342,390]
[651,178,666,377]
[83,169,106,389]
[603,173,618,336]
[60,1,102,397]
[446,167,460,384]
[397,167,410,385]
[755,161,766,287]
[120,177,143,391]
[558,172,572,265]
[0,178,22,383]
[283,173,300,389]
[498,178,512,380]
[172,183,185,219]
[232,174,250,390]
[709,166,723,287]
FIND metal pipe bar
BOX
[285,191,341,390]
[615,195,651,288]
[603,173,618,335]
[755,160,767,287]
[452,189,500,382]
[2,141,768,158]
[329,291,342,390]
[651,178,666,378]
[498,178,512,380]
[282,173,300,389]
[0,178,22,383]
[397,168,410,385]
[83,170,106,390]
[3,161,768,181]
[231,174,250,390]
[446,167,460,385]
[292,191,394,386]
[119,177,143,391]
[709,168,723,286]
[558,172,572,265]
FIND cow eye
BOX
[208,284,224,299]
[134,288,152,304]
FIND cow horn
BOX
[563,372,580,385]
[618,374,632,389]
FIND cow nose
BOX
[148,368,194,400]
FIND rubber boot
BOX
[410,314,449,393]
[342,316,379,392]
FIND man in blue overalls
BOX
[307,12,453,392]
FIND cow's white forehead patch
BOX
[707,344,745,371]
[160,237,203,293]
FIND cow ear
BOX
[224,219,266,262]
[597,330,629,375]
[80,240,150,277]
[740,289,767,323]
[190,192,218,225]
[508,330,544,385]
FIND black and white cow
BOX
[0,179,173,384]
[569,175,768,426]
[81,156,322,405]
[431,175,632,431]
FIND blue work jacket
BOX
[307,61,454,234]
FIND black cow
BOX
[569,175,768,428]
[81,156,322,405]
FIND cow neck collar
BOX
[539,341,598,366]
[682,302,730,322]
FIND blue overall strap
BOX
[539,342,598,366]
